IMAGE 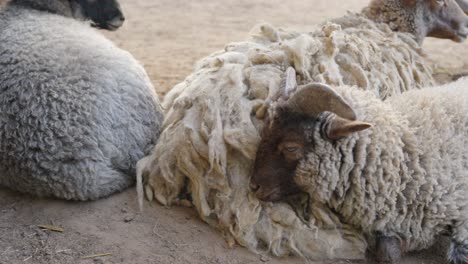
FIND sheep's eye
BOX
[279,142,303,159]
[285,147,298,153]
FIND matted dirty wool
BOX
[138,13,434,260]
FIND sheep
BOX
[363,0,468,44]
[3,0,126,30]
[251,77,468,263]
[138,0,468,261]
[0,0,164,200]
[300,0,468,99]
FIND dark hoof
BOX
[373,235,403,264]
[452,73,468,81]
[448,240,468,264]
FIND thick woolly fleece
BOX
[0,5,163,200]
[302,13,434,99]
[137,9,438,260]
[295,77,468,253]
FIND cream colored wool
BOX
[137,14,435,260]
[308,13,435,99]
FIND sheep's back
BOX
[306,13,435,99]
[387,77,468,198]
[372,80,468,250]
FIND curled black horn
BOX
[287,82,357,121]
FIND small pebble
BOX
[124,215,134,223]
[260,255,270,262]
[93,258,104,264]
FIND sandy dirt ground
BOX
[1,0,467,263]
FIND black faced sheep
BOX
[0,0,163,200]
[252,77,468,264]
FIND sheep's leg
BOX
[447,228,468,264]
[448,241,468,264]
[369,234,404,264]
[448,222,468,264]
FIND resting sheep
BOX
[138,0,468,260]
[251,77,468,264]
[0,0,163,200]
[244,0,468,100]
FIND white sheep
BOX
[0,0,163,200]
[252,77,468,264]
[138,0,468,260]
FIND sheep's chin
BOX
[91,21,122,31]
[106,17,125,29]
[453,32,467,42]
[455,27,468,42]
[104,24,120,31]
[256,189,284,202]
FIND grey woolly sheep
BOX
[251,77,468,263]
[0,0,163,200]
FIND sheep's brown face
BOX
[78,0,125,31]
[251,82,372,202]
[250,108,311,202]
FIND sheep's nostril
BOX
[249,181,260,192]
[120,16,125,22]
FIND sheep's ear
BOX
[272,67,298,102]
[287,82,357,120]
[283,67,298,99]
[325,115,372,140]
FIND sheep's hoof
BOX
[448,240,468,264]
[373,235,402,264]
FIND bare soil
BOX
[1,0,467,263]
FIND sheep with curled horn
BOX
[137,0,468,261]
[252,77,468,264]
[0,0,164,200]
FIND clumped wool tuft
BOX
[137,14,437,259]
[0,1,163,200]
